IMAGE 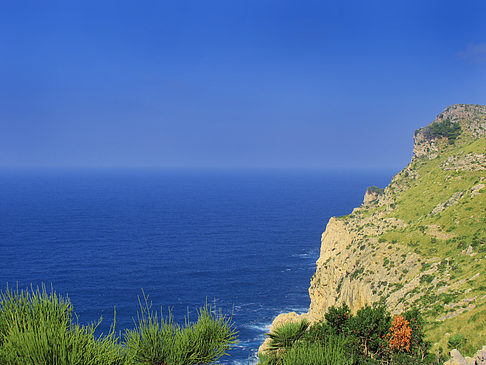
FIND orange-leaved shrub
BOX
[389,315,412,352]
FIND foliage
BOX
[349,304,391,358]
[280,335,353,365]
[124,294,238,365]
[367,186,385,195]
[265,319,309,352]
[448,333,465,349]
[324,303,351,335]
[0,285,124,365]
[0,285,238,365]
[402,308,429,360]
[423,118,462,144]
[388,315,411,351]
[260,304,431,365]
[260,325,353,365]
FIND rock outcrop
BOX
[444,346,486,365]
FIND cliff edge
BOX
[261,104,486,355]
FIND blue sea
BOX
[0,168,394,364]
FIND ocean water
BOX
[0,168,394,363]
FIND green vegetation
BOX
[263,335,352,365]
[0,285,237,365]
[265,319,309,352]
[421,118,462,144]
[367,186,385,195]
[259,304,434,365]
[447,333,465,350]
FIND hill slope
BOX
[265,104,486,356]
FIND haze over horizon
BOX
[1,0,485,170]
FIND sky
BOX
[1,0,485,170]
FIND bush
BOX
[124,294,238,365]
[266,319,309,352]
[423,119,462,144]
[0,285,124,365]
[367,186,385,195]
[0,285,238,365]
[402,308,429,359]
[260,304,431,365]
[349,304,391,358]
[389,315,412,352]
[448,333,465,349]
[281,335,353,365]
[325,304,351,334]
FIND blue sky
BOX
[1,0,485,169]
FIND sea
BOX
[0,168,394,364]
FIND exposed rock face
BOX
[260,104,486,356]
[443,346,486,365]
[430,191,465,215]
[307,206,421,319]
[475,345,486,365]
[308,218,372,319]
[363,186,383,205]
[444,349,475,365]
[441,153,486,171]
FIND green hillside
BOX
[349,104,486,355]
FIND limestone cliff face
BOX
[307,206,420,319]
[261,104,486,354]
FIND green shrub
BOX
[402,308,430,360]
[349,304,391,358]
[423,118,462,144]
[367,186,385,195]
[448,333,465,349]
[281,335,353,365]
[0,285,124,365]
[124,294,237,365]
[420,275,434,284]
[257,350,278,365]
[0,285,238,365]
[266,319,309,352]
[325,304,351,335]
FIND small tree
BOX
[403,308,430,360]
[325,304,351,335]
[389,315,412,352]
[349,303,391,358]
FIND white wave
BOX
[243,322,271,333]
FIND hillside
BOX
[263,104,486,357]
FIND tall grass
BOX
[0,285,238,365]
[0,285,124,365]
[281,336,353,365]
[124,293,238,365]
[259,331,352,365]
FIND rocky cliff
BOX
[262,104,486,355]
